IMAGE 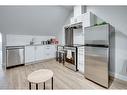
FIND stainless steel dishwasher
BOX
[6,46,25,68]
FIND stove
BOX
[63,44,84,71]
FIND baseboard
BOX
[25,58,55,65]
[6,64,25,69]
[110,71,127,81]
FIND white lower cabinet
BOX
[77,47,85,73]
[35,46,45,61]
[78,58,84,73]
[44,45,56,59]
[25,45,56,64]
[25,46,35,64]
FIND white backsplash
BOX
[6,34,55,46]
[73,28,84,44]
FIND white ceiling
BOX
[0,6,73,36]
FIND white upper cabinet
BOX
[70,5,95,27]
[82,12,95,27]
[71,12,95,27]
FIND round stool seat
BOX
[27,69,54,90]
[27,69,53,83]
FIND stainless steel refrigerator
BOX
[84,24,115,88]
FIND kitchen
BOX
[0,5,127,90]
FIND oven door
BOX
[64,47,77,71]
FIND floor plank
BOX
[0,60,127,90]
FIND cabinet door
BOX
[78,47,85,73]
[35,46,45,61]
[44,45,56,59]
[83,12,90,27]
[49,45,56,58]
[83,12,95,27]
[78,54,84,73]
[25,46,35,64]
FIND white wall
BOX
[87,6,127,81]
[2,33,6,68]
[56,11,73,44]
[0,6,73,67]
[0,33,2,51]
[0,32,2,65]
[0,6,72,36]
[74,6,86,17]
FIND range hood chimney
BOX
[73,5,86,17]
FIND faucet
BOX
[30,38,34,45]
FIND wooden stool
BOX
[27,69,53,90]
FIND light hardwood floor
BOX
[0,59,127,90]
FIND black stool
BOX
[58,50,65,65]
[56,51,59,61]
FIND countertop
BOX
[6,44,56,48]
[25,44,56,46]
[57,44,85,48]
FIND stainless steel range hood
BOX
[64,22,82,29]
